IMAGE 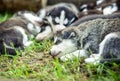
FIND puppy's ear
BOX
[68,31,76,39]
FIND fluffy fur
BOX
[71,13,120,26]
[50,18,120,63]
[0,15,41,55]
[36,3,79,41]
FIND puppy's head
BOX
[47,6,78,26]
[50,27,80,57]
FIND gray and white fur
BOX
[50,15,120,64]
[0,13,41,55]
[36,3,79,41]
[71,13,120,26]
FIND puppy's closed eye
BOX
[62,31,76,39]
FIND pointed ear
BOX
[68,32,76,38]
[71,32,76,37]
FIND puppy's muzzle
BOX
[50,45,63,57]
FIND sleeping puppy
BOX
[0,13,41,55]
[50,18,120,63]
[35,3,79,41]
[37,3,79,24]
[1,16,41,38]
[46,6,78,26]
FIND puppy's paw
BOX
[85,54,100,65]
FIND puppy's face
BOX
[47,7,78,26]
[50,28,79,57]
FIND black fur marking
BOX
[0,28,24,55]
[47,7,78,26]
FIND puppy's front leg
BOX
[60,49,88,62]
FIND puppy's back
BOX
[71,13,120,26]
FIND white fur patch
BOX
[38,9,46,19]
[24,41,33,47]
[23,13,42,22]
[54,25,66,32]
[14,26,32,47]
[99,32,120,55]
[55,17,60,24]
[80,4,87,9]
[54,10,70,25]
[36,26,52,41]
[103,3,118,15]
[96,0,104,5]
[27,23,40,35]
[64,18,68,25]
[60,49,87,61]
[97,7,102,11]
[60,10,66,25]
[85,54,100,65]
[27,23,34,31]
[69,17,75,24]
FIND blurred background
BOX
[0,0,97,12]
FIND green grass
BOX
[0,13,120,81]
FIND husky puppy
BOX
[36,3,79,41]
[50,18,120,63]
[0,12,41,55]
[47,6,78,26]
[37,3,79,22]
